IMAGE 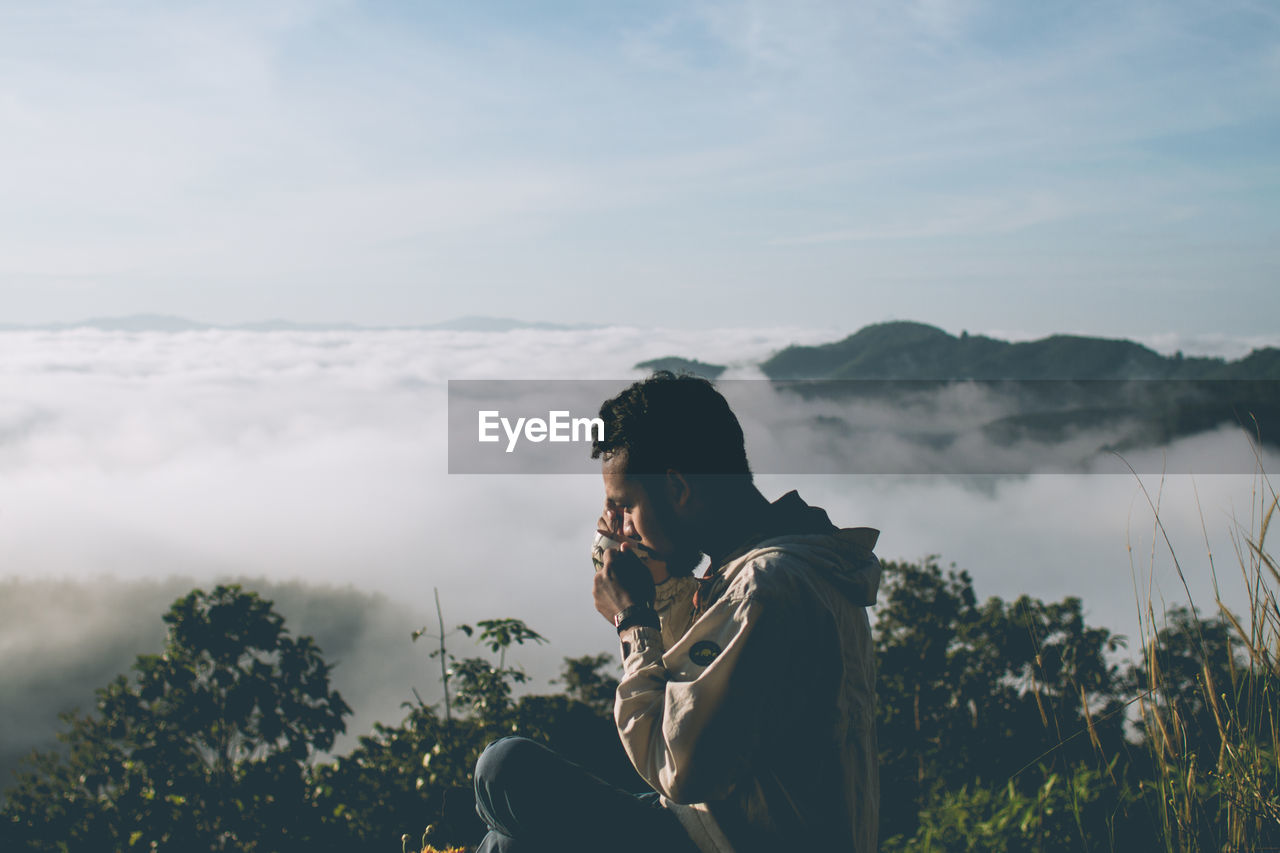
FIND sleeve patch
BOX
[689,640,722,667]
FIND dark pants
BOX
[473,736,700,853]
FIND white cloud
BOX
[0,326,1275,761]
[1134,332,1280,360]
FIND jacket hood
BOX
[757,491,881,607]
[820,526,882,607]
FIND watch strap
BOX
[613,603,659,634]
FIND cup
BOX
[592,530,621,572]
[592,530,667,578]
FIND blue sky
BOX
[1,0,1277,335]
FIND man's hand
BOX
[593,544,656,624]
[596,505,671,585]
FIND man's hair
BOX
[592,372,752,482]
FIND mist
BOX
[1,327,1275,787]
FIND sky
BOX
[1,0,1279,781]
[1,0,1278,335]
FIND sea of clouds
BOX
[1,326,1276,778]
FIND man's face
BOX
[601,452,703,577]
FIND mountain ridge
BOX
[759,321,1280,380]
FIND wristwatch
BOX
[613,603,659,633]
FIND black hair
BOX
[591,371,752,483]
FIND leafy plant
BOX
[1,584,350,852]
[1127,471,1280,851]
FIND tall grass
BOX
[1129,459,1280,851]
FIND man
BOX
[473,372,881,852]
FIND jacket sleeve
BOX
[614,590,783,804]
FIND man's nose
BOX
[623,516,638,539]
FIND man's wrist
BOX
[613,603,659,634]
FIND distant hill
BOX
[0,314,214,333]
[633,356,727,379]
[761,321,1280,380]
[81,314,212,332]
[751,322,1280,454]
[419,316,600,332]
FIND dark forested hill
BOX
[634,322,1280,457]
[760,321,1280,380]
[633,356,727,379]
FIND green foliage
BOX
[1129,532,1280,851]
[9,546,1277,852]
[472,618,547,659]
[443,616,547,722]
[311,705,484,851]
[554,652,620,715]
[884,761,1135,853]
[1126,605,1239,764]
[1,584,350,852]
[450,657,527,720]
[410,597,547,723]
[310,654,635,852]
[875,558,1129,842]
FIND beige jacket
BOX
[615,495,881,853]
[653,574,699,650]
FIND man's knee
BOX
[475,736,543,791]
[475,736,555,812]
[473,737,549,834]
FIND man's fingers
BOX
[596,508,621,538]
[594,554,641,621]
[603,545,640,570]
[601,548,635,585]
[601,547,656,604]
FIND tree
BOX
[875,559,1130,843]
[2,584,350,852]
[1126,605,1240,761]
[411,602,548,725]
[555,652,620,715]
[1125,604,1279,851]
[414,614,547,726]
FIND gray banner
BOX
[447,379,1279,475]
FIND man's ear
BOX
[664,468,692,511]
